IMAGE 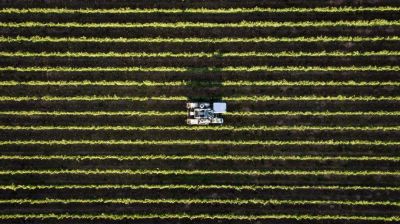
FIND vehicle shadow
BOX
[184,62,226,125]
[185,63,224,102]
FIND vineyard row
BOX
[1,20,399,28]
[2,65,398,72]
[1,7,400,14]
[1,140,400,146]
[0,213,397,222]
[0,198,398,206]
[2,95,400,101]
[2,184,398,191]
[1,125,400,131]
[2,36,399,43]
[2,50,400,57]
[1,169,399,176]
[1,155,398,161]
[2,111,399,116]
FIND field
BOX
[0,0,400,223]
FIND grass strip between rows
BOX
[1,184,399,191]
[0,169,399,176]
[1,36,399,43]
[1,111,399,116]
[1,95,400,101]
[0,198,398,206]
[1,20,399,28]
[2,51,400,57]
[2,80,400,86]
[1,125,400,131]
[1,155,398,161]
[1,7,400,14]
[0,213,398,221]
[0,140,399,145]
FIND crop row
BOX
[2,184,398,191]
[2,24,396,39]
[1,140,400,146]
[2,80,400,86]
[1,169,399,176]
[5,129,399,143]
[4,113,396,126]
[1,172,398,189]
[0,213,397,222]
[1,185,398,201]
[1,20,399,28]
[2,95,400,101]
[2,125,400,131]
[2,36,399,43]
[1,198,398,206]
[0,0,397,7]
[1,155,398,161]
[2,65,399,72]
[1,7,400,14]
[5,58,399,68]
[2,87,398,100]
[2,111,399,116]
[3,38,396,57]
[3,50,400,58]
[0,110,184,116]
[4,57,400,68]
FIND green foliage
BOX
[1,155,398,161]
[1,36,399,43]
[2,95,400,101]
[1,125,400,131]
[0,213,398,221]
[1,184,398,191]
[0,169,399,176]
[1,65,398,72]
[0,198,399,206]
[2,50,400,57]
[0,140,399,145]
[1,110,399,116]
[1,20,399,28]
[1,7,399,14]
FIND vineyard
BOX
[0,0,400,223]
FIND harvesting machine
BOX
[186,102,227,125]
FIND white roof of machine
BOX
[213,102,227,113]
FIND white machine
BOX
[186,102,227,125]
